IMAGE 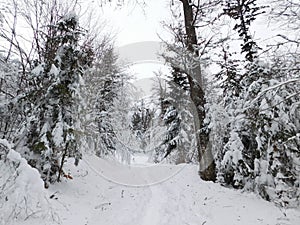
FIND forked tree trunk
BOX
[180,0,216,181]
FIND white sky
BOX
[86,0,174,82]
[95,0,172,46]
[10,0,282,80]
[88,0,282,80]
[85,0,281,47]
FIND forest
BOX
[0,0,299,224]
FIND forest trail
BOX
[140,178,165,225]
[35,154,300,225]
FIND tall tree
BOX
[97,1,216,179]
[25,13,92,187]
[96,46,124,156]
[171,0,216,181]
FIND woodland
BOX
[0,1,299,222]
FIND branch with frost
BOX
[250,78,300,105]
[276,34,300,44]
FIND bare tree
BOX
[267,0,300,51]
[0,0,80,69]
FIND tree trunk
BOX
[180,0,216,181]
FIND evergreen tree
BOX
[162,99,181,159]
[96,47,123,156]
[24,13,92,187]
[223,0,265,62]
[166,67,196,163]
[215,57,300,206]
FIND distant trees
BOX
[130,99,153,151]
[131,100,152,136]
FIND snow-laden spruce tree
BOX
[209,36,300,205]
[161,99,181,159]
[24,13,92,187]
[210,0,300,206]
[163,67,197,164]
[216,56,300,206]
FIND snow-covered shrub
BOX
[215,58,300,207]
[219,131,252,188]
[0,139,50,225]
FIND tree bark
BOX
[180,0,216,181]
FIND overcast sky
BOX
[84,0,171,46]
[83,0,283,82]
[88,0,173,81]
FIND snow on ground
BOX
[0,144,51,225]
[3,153,300,225]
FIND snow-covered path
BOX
[27,154,300,225]
[140,181,165,225]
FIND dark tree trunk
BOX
[180,0,216,181]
